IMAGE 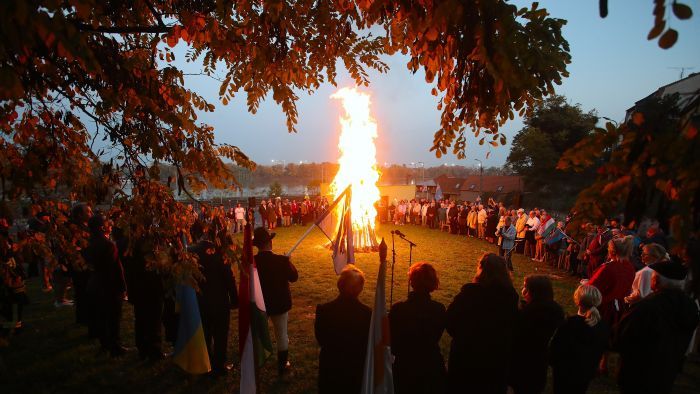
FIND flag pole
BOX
[286,185,351,256]
[287,223,316,256]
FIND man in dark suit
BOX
[192,236,238,376]
[315,265,371,394]
[253,227,298,377]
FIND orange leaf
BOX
[632,112,644,126]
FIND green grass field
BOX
[1,223,698,393]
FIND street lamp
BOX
[601,116,620,127]
[474,158,483,200]
[417,162,426,198]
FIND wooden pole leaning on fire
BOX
[286,185,352,256]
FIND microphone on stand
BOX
[392,230,406,237]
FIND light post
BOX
[474,158,483,200]
[601,116,620,127]
[417,162,425,198]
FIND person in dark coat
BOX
[191,236,238,376]
[84,214,127,357]
[390,262,446,394]
[446,253,519,394]
[509,275,565,394]
[69,204,92,327]
[315,265,371,394]
[253,226,298,376]
[614,261,700,394]
[120,235,166,361]
[549,284,609,394]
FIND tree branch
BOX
[144,0,167,28]
[75,22,171,34]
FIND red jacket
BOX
[589,259,635,306]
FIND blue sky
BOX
[179,0,700,168]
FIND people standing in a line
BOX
[446,253,518,393]
[315,265,371,394]
[390,262,446,394]
[509,275,565,394]
[549,285,609,394]
[614,261,699,394]
[253,227,298,377]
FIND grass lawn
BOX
[1,223,698,393]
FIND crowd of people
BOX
[320,251,698,394]
[2,195,700,394]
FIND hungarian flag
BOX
[288,185,354,274]
[361,239,394,394]
[540,215,556,238]
[239,224,273,394]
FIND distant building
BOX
[433,175,465,201]
[434,174,523,203]
[625,72,700,122]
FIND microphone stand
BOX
[393,231,417,297]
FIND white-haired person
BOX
[315,265,371,394]
[624,243,670,305]
[549,285,609,394]
[615,260,699,394]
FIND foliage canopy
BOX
[505,95,598,208]
[0,1,695,267]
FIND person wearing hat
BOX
[614,260,699,394]
[253,226,298,377]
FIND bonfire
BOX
[329,87,380,251]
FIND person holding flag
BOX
[253,226,298,377]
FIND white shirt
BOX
[477,209,487,224]
[234,207,246,220]
[526,216,540,232]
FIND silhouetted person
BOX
[84,214,126,357]
[614,261,699,394]
[550,285,609,394]
[192,236,238,376]
[390,262,446,394]
[509,275,565,394]
[446,253,518,393]
[315,265,371,394]
[121,236,166,361]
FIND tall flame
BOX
[330,87,380,250]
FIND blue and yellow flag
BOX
[173,283,211,375]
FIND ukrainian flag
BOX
[173,283,211,375]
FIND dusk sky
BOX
[178,1,700,168]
